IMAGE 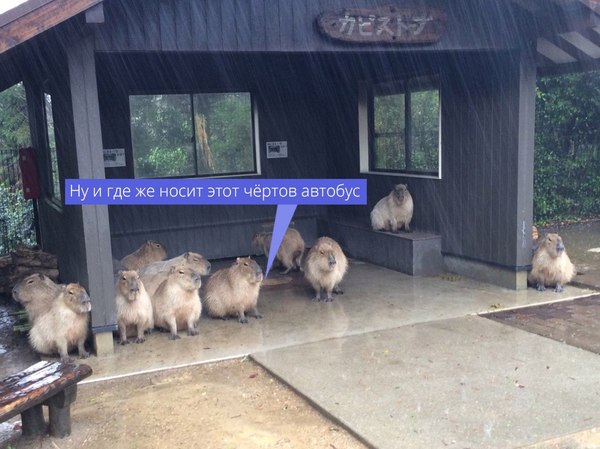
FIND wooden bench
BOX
[319,217,444,276]
[0,360,92,438]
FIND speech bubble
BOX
[65,178,367,277]
[265,204,297,277]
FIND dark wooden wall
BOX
[94,0,523,54]
[324,51,534,270]
[97,53,330,259]
[97,48,534,270]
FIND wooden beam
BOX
[0,0,103,54]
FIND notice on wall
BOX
[103,148,126,167]
[266,141,288,159]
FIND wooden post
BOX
[66,30,116,350]
[46,385,78,437]
[20,405,46,436]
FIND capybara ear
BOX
[169,266,177,274]
[236,257,241,262]
[184,252,190,259]
[118,270,124,277]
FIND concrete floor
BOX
[4,257,599,448]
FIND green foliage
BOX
[0,83,30,151]
[373,86,439,174]
[130,93,254,178]
[0,181,36,254]
[534,71,600,223]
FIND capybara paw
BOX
[311,296,320,302]
[536,283,546,292]
[79,351,90,359]
[324,296,334,302]
[135,337,146,344]
[169,334,181,340]
[554,284,564,293]
[333,287,344,295]
[188,328,199,336]
[60,356,73,364]
[254,313,263,320]
[119,340,129,346]
[239,317,249,324]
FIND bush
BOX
[534,71,600,224]
[0,182,36,254]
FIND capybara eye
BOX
[320,250,324,255]
[244,262,249,266]
[68,290,74,295]
[193,258,199,262]
[155,243,161,248]
[179,270,184,274]
[122,276,126,280]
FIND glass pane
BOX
[410,89,439,174]
[44,93,61,201]
[130,95,195,178]
[192,92,254,176]
[374,135,405,170]
[373,93,405,170]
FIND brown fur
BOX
[115,270,154,344]
[120,240,167,271]
[153,266,202,340]
[370,184,414,232]
[252,228,305,274]
[528,233,575,292]
[203,257,263,323]
[303,236,348,302]
[139,252,211,296]
[28,283,91,362]
[12,273,61,324]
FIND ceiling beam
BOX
[0,0,103,55]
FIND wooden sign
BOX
[317,5,446,44]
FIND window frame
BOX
[42,89,62,205]
[360,74,442,180]
[127,89,261,180]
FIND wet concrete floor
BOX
[1,221,600,448]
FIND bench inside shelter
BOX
[319,217,444,276]
[0,360,92,438]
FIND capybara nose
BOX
[328,253,336,266]
[556,242,565,253]
[207,262,212,272]
[192,272,202,283]
[130,279,139,292]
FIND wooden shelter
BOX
[1,0,599,354]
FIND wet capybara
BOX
[139,252,211,296]
[152,266,202,340]
[120,240,167,271]
[370,184,414,233]
[252,228,305,274]
[528,233,576,293]
[12,273,62,324]
[304,236,348,302]
[28,283,92,362]
[115,270,153,345]
[203,257,263,323]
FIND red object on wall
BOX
[18,147,40,199]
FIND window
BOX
[129,92,257,178]
[43,92,61,201]
[360,75,441,178]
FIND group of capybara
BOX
[10,183,576,361]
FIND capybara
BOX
[304,236,348,302]
[153,266,202,340]
[120,240,167,271]
[370,184,414,233]
[12,273,61,324]
[252,228,305,274]
[203,257,263,323]
[115,270,153,345]
[28,283,91,362]
[139,252,211,296]
[528,233,576,292]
